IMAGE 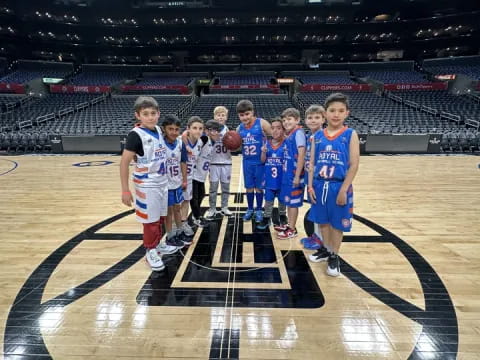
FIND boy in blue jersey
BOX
[236,100,272,222]
[300,105,326,250]
[307,93,360,277]
[257,118,287,230]
[277,108,307,240]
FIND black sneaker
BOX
[308,246,330,263]
[256,217,271,230]
[326,254,341,277]
[178,231,192,245]
[166,235,184,248]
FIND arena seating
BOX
[214,74,273,85]
[297,91,469,135]
[0,95,25,109]
[423,57,480,80]
[187,94,294,129]
[0,94,98,130]
[136,75,195,86]
[354,70,429,84]
[31,95,192,135]
[0,69,71,84]
[297,74,355,85]
[68,70,140,85]
[398,90,480,122]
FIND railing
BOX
[440,111,461,124]
[177,93,199,122]
[465,119,480,130]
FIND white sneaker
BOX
[146,248,165,271]
[221,207,233,216]
[204,208,217,220]
[156,241,179,255]
[182,222,194,237]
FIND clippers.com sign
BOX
[50,85,111,93]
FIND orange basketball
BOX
[222,130,242,151]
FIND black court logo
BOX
[4,202,458,359]
[72,160,114,167]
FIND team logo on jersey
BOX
[342,218,351,228]
[326,145,333,152]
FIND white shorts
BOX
[210,164,232,184]
[134,186,168,223]
[183,180,193,201]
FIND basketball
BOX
[222,130,242,150]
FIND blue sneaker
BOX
[303,237,321,250]
[255,210,263,223]
[243,209,254,221]
[300,236,309,245]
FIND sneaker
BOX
[204,208,217,220]
[156,241,179,255]
[302,232,323,250]
[274,215,288,232]
[146,248,165,271]
[178,231,192,245]
[243,209,254,221]
[277,226,298,239]
[274,224,288,232]
[326,254,341,277]
[193,217,209,227]
[221,207,233,216]
[254,210,263,222]
[256,217,271,230]
[308,246,330,263]
[182,222,194,237]
[303,237,321,250]
[166,235,185,248]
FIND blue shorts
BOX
[168,187,184,207]
[308,180,353,232]
[279,181,304,208]
[265,188,281,202]
[243,162,265,190]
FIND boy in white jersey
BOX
[181,116,204,234]
[205,106,233,219]
[191,120,221,227]
[162,115,190,248]
[120,96,177,271]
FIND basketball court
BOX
[0,154,479,359]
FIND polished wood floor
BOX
[0,155,479,360]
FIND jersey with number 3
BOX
[264,140,285,190]
[313,126,353,181]
[165,138,183,190]
[238,118,264,165]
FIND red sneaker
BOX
[277,227,298,239]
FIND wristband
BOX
[307,187,314,193]
[122,191,131,195]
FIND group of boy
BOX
[120,92,359,277]
[236,94,359,277]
